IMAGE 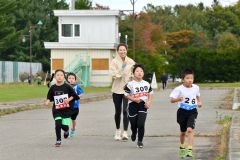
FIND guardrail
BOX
[232,88,240,110]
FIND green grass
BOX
[0,83,110,103]
[166,82,240,88]
[217,115,232,125]
[197,82,240,88]
[0,83,48,102]
[1,82,239,103]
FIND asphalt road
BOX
[0,88,230,160]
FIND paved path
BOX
[0,89,231,160]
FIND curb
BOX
[0,92,112,113]
[228,88,240,160]
[232,88,240,110]
[228,115,240,160]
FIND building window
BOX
[92,59,109,70]
[62,24,73,37]
[52,59,64,70]
[74,24,80,37]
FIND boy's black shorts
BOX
[128,101,147,117]
[177,108,198,132]
[71,108,79,120]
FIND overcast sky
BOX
[67,0,239,12]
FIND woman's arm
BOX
[110,60,123,79]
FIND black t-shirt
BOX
[47,83,80,118]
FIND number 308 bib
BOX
[54,94,69,109]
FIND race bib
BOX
[54,94,69,109]
[179,97,197,110]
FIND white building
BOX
[44,10,120,86]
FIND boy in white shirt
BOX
[170,69,202,158]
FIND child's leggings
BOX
[55,117,70,141]
[129,112,147,142]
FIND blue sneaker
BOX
[70,129,76,137]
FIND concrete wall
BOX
[0,61,42,83]
[51,49,115,86]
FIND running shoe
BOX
[55,141,61,147]
[179,148,186,158]
[121,131,128,141]
[70,129,76,137]
[64,131,69,139]
[131,132,136,142]
[186,149,193,157]
[114,129,121,141]
[137,141,144,148]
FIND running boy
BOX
[67,72,84,137]
[45,69,80,147]
[170,69,202,158]
[124,64,153,148]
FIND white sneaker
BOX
[121,131,128,141]
[114,129,121,141]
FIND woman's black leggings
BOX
[112,93,129,130]
[129,112,147,142]
[55,119,69,141]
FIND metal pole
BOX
[29,26,32,84]
[125,35,128,47]
[132,0,135,60]
[71,0,75,10]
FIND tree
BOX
[0,0,18,56]
[135,13,165,55]
[11,0,68,71]
[166,30,195,55]
[75,0,92,9]
[204,7,240,38]
[216,32,239,52]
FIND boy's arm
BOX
[45,99,51,105]
[79,94,83,98]
[145,93,153,109]
[124,83,141,103]
[126,95,141,103]
[77,86,84,98]
[170,87,183,103]
[67,84,80,102]
[170,96,184,103]
[197,96,202,108]
[46,86,54,105]
[65,96,74,104]
[145,85,153,108]
[196,86,202,107]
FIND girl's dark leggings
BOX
[129,112,147,142]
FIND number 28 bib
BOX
[54,94,69,109]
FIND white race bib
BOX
[54,94,69,109]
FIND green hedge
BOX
[172,48,240,82]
